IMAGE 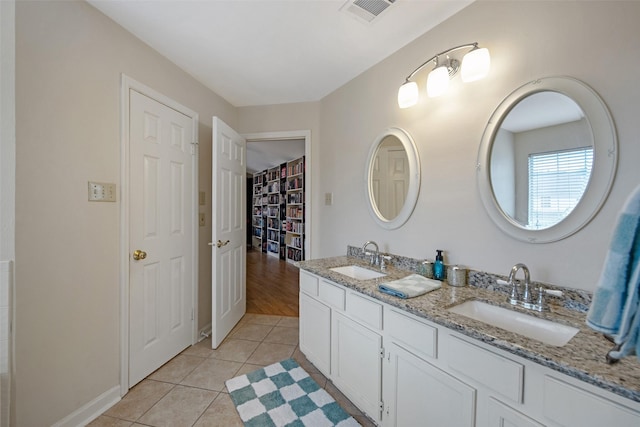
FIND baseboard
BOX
[52,385,120,427]
[199,323,212,342]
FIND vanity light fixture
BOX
[397,42,490,108]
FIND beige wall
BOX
[15,1,236,425]
[317,0,640,289]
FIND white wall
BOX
[14,1,236,425]
[491,128,515,218]
[0,1,15,426]
[316,1,640,290]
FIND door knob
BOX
[132,250,147,261]
[216,239,230,248]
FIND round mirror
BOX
[478,76,617,243]
[366,127,421,229]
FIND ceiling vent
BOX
[340,0,396,23]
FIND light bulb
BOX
[461,47,490,82]
[397,81,419,108]
[426,66,449,98]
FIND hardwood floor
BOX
[246,247,300,316]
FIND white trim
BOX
[51,385,120,427]
[243,130,312,258]
[119,75,199,396]
[477,76,617,243]
[198,323,212,342]
[364,127,420,230]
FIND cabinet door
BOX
[299,292,331,375]
[487,397,544,427]
[331,311,383,422]
[543,376,640,427]
[384,342,476,427]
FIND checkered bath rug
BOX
[225,358,360,427]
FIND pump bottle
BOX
[434,250,445,280]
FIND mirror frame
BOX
[366,127,421,230]
[477,76,618,243]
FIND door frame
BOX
[243,130,312,259]
[119,75,199,396]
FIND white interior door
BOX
[211,117,246,348]
[388,147,409,217]
[129,89,195,386]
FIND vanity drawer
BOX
[386,308,437,360]
[319,280,346,311]
[299,270,319,296]
[346,291,383,331]
[448,335,524,403]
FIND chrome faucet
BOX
[507,263,532,306]
[362,241,380,267]
[507,263,549,311]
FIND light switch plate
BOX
[88,182,116,202]
[324,192,333,206]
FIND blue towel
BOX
[586,184,640,361]
[378,274,441,299]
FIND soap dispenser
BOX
[434,250,445,281]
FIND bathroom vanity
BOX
[298,255,640,427]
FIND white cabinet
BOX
[487,398,544,427]
[331,310,383,422]
[384,342,476,427]
[298,269,640,427]
[542,376,640,427]
[299,292,331,376]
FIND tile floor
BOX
[89,314,375,427]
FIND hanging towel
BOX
[378,274,441,299]
[586,183,640,361]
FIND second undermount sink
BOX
[448,300,579,347]
[330,265,387,280]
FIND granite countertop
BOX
[298,255,640,403]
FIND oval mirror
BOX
[366,127,421,229]
[478,76,617,243]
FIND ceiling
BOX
[246,139,305,174]
[88,0,474,107]
[501,92,585,133]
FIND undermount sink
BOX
[330,265,387,280]
[448,300,579,347]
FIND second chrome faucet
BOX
[507,263,550,312]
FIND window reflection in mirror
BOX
[371,135,410,220]
[490,91,594,230]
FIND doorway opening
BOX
[243,131,311,317]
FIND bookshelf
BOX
[251,172,264,249]
[250,156,305,263]
[265,166,281,257]
[285,157,305,263]
[279,163,287,259]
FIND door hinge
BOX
[379,400,384,418]
[190,142,198,155]
[379,346,385,359]
[191,308,194,321]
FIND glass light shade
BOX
[398,81,419,108]
[461,47,490,82]
[426,66,449,98]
